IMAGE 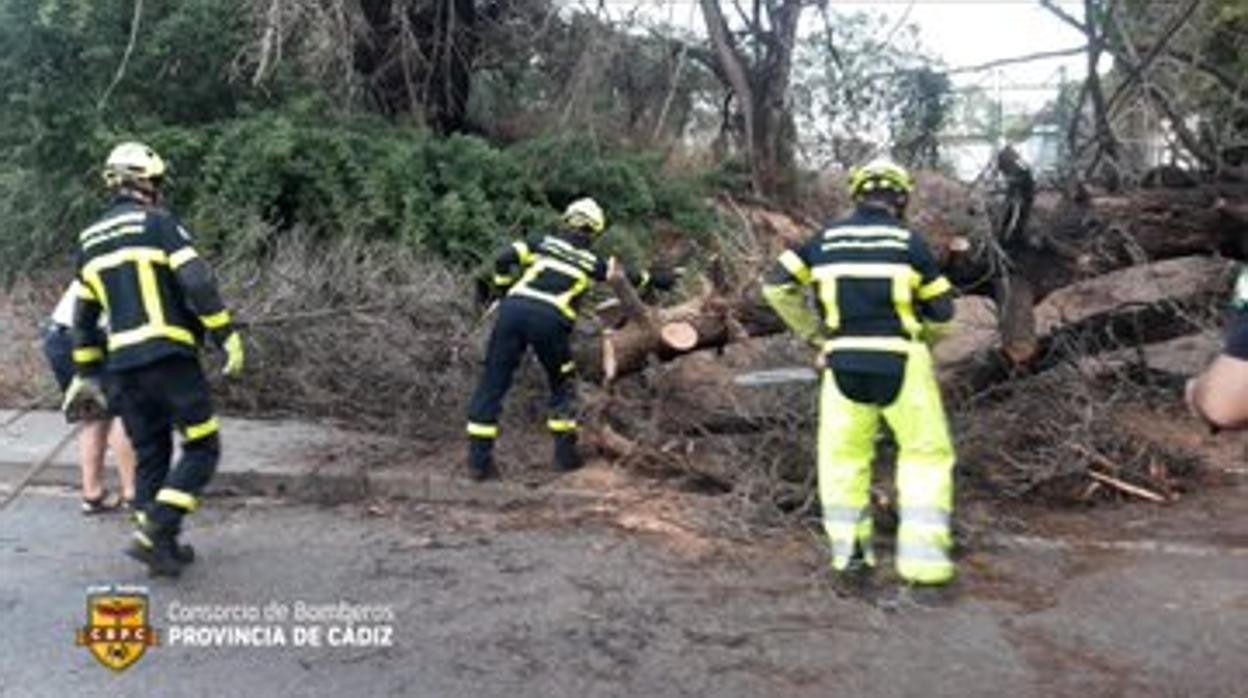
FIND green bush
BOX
[0,1,720,281]
[1,110,718,280]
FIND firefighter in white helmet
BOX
[465,198,671,480]
[64,141,244,577]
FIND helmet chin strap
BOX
[562,227,593,247]
[858,197,906,220]
[115,183,161,206]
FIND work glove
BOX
[1231,267,1248,312]
[62,376,108,423]
[920,322,953,346]
[474,278,495,308]
[221,331,245,379]
[805,333,829,370]
[645,266,683,292]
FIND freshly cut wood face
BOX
[660,322,699,351]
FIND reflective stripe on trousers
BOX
[822,505,875,570]
[817,342,956,583]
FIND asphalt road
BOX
[1,483,1247,698]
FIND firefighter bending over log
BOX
[465,198,673,480]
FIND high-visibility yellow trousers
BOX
[817,344,956,585]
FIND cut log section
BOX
[953,183,1248,367]
[660,322,699,351]
[580,291,784,383]
[582,184,1247,385]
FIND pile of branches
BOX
[582,337,824,530]
[952,364,1202,505]
[587,352,1206,539]
[0,275,63,405]
[214,233,486,440]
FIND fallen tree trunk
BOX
[944,290,1221,398]
[953,184,1248,363]
[578,290,783,383]
[578,185,1247,383]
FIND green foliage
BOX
[168,118,714,268]
[0,0,256,279]
[890,68,954,169]
[702,157,755,199]
[792,8,942,169]
[509,134,713,227]
[0,0,719,281]
[2,109,716,278]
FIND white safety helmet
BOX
[102,142,167,191]
[562,198,607,235]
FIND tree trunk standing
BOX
[354,0,477,132]
[995,274,1039,364]
[699,0,759,191]
[750,0,801,199]
[355,0,407,115]
[992,150,1043,363]
[698,0,803,199]
[1082,0,1121,190]
[426,0,476,133]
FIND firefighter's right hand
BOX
[806,334,828,370]
[62,376,108,423]
[920,322,953,346]
[607,256,623,282]
[221,331,245,379]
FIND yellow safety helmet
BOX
[102,142,167,190]
[562,198,606,235]
[848,158,914,200]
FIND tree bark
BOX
[577,185,1248,382]
[354,0,477,132]
[1082,0,1120,189]
[576,291,783,383]
[996,276,1038,364]
[427,0,476,133]
[698,0,758,192]
[698,0,803,198]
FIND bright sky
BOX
[605,0,1091,107]
[592,0,1094,175]
[861,0,1090,106]
[858,1,1093,175]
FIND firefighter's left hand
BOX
[647,266,682,291]
[807,335,828,370]
[63,376,108,423]
[222,331,245,378]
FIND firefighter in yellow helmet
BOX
[762,159,958,594]
[64,141,244,577]
[465,198,670,480]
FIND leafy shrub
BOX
[3,110,719,280]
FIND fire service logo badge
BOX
[76,585,159,672]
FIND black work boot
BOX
[894,580,960,609]
[131,509,195,563]
[468,438,499,481]
[831,546,875,600]
[172,540,196,564]
[552,433,582,472]
[125,523,185,578]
